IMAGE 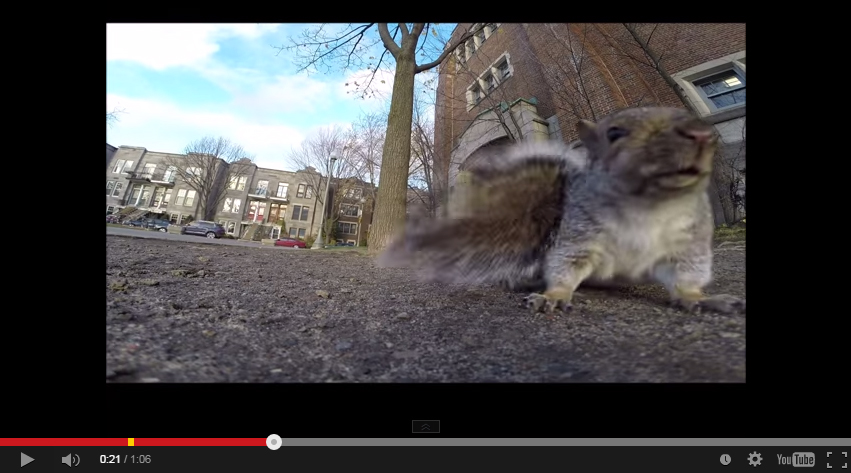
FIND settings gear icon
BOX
[748,451,762,467]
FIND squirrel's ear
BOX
[576,120,598,146]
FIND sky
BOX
[106,23,454,171]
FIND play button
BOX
[21,452,34,467]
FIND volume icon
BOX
[61,453,80,467]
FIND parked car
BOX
[274,238,307,248]
[334,241,354,247]
[181,220,226,239]
[125,219,146,227]
[145,218,171,232]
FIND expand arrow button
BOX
[21,453,35,468]
[412,420,440,433]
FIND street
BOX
[106,225,301,249]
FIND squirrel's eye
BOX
[606,127,629,143]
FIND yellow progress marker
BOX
[128,438,135,446]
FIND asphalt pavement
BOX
[107,225,299,249]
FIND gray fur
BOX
[377,107,744,314]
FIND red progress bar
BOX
[1,438,266,447]
[0,439,128,446]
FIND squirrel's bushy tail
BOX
[376,215,547,287]
[376,141,577,288]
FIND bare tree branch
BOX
[161,136,255,221]
[107,106,126,128]
[378,24,402,57]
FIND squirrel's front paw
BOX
[523,291,573,313]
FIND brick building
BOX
[434,23,746,224]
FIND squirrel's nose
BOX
[677,127,714,144]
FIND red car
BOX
[274,238,307,248]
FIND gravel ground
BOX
[106,235,746,383]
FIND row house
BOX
[107,146,378,243]
[213,164,324,240]
[106,146,218,225]
[329,177,374,246]
[107,143,117,170]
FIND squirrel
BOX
[377,106,745,315]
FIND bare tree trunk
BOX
[368,55,417,253]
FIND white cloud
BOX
[106,94,304,170]
[231,74,336,116]
[106,23,282,71]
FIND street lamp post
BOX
[311,152,337,249]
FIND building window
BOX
[269,203,285,223]
[110,182,123,197]
[298,228,306,239]
[175,189,187,206]
[178,214,189,225]
[693,69,746,111]
[163,166,177,183]
[296,184,307,198]
[467,53,512,110]
[306,185,314,199]
[129,185,151,207]
[467,39,476,55]
[163,189,172,206]
[289,227,298,238]
[112,160,134,173]
[457,49,466,63]
[498,60,511,80]
[184,190,196,206]
[107,180,116,196]
[470,86,481,105]
[247,201,266,221]
[226,222,236,235]
[186,167,201,177]
[152,187,165,207]
[169,213,180,224]
[671,51,746,116]
[344,187,363,199]
[254,180,269,196]
[223,198,234,213]
[475,25,486,46]
[337,222,358,235]
[141,163,156,179]
[106,205,116,214]
[276,182,289,198]
[229,175,247,190]
[291,205,310,221]
[341,204,359,217]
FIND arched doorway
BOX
[448,136,514,217]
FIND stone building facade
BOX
[106,146,375,242]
